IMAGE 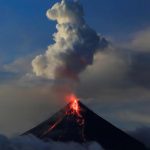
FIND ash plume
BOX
[32,0,108,81]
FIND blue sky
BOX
[0,0,150,63]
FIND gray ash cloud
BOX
[32,0,108,81]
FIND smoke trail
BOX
[0,134,104,150]
[32,0,108,81]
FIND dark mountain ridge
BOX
[24,101,147,150]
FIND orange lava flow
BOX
[42,117,62,136]
[66,94,81,116]
[66,94,84,126]
[66,94,85,140]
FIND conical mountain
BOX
[24,101,147,150]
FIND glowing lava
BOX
[66,94,84,126]
[66,94,85,141]
[43,93,85,141]
[66,94,81,116]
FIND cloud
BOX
[126,50,150,88]
[3,56,32,74]
[46,0,84,25]
[117,111,150,126]
[78,46,129,98]
[0,55,34,85]
[32,0,108,81]
[76,26,150,100]
[131,27,150,52]
[0,135,103,150]
[0,70,18,84]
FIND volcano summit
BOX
[24,100,147,150]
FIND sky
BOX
[1,0,150,63]
[0,0,150,145]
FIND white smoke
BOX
[0,135,104,150]
[32,0,107,80]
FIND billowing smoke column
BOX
[32,0,108,81]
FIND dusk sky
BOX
[0,0,150,142]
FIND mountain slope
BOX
[24,101,147,150]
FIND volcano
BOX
[24,101,147,150]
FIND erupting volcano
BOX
[24,97,147,150]
[66,94,85,126]
[66,94,81,116]
[41,94,85,138]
